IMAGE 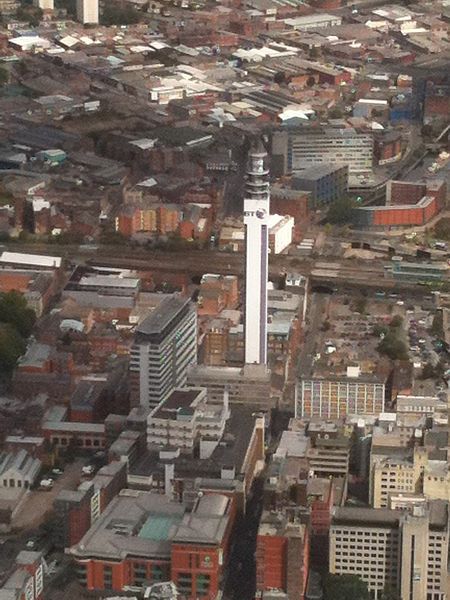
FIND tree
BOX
[390,315,403,329]
[355,297,367,314]
[377,331,408,360]
[0,67,8,87]
[0,323,26,377]
[434,218,450,241]
[373,323,388,337]
[100,5,140,25]
[0,290,36,338]
[324,574,370,600]
[55,0,76,16]
[321,320,331,332]
[421,362,436,380]
[327,197,356,225]
[329,107,344,119]
[16,4,43,25]
[380,584,399,600]
[431,310,443,337]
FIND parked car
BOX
[82,465,95,477]
[39,478,54,490]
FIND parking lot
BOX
[11,459,84,531]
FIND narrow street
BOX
[223,476,265,600]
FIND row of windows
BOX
[176,573,211,596]
[51,436,104,447]
[2,479,30,488]
[333,530,397,538]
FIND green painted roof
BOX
[138,515,181,541]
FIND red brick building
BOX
[197,274,239,316]
[309,478,335,535]
[270,187,310,242]
[41,421,106,450]
[256,511,310,600]
[54,461,127,548]
[68,491,236,599]
[424,83,450,120]
[354,179,447,229]
[0,550,45,600]
[374,132,402,165]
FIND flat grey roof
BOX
[151,388,204,420]
[42,421,105,433]
[69,491,185,560]
[333,507,401,527]
[136,296,191,337]
[68,490,231,560]
[333,501,448,529]
[293,163,346,181]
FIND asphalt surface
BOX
[12,460,83,531]
[223,476,265,600]
[297,292,330,379]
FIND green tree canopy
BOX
[100,5,140,25]
[0,290,36,338]
[431,310,443,337]
[16,4,43,26]
[390,315,403,329]
[434,218,450,241]
[377,330,408,360]
[327,197,356,225]
[324,574,370,600]
[0,323,26,376]
[0,67,8,87]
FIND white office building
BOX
[330,503,449,600]
[130,296,197,409]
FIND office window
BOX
[196,574,211,597]
[75,563,87,585]
[133,563,147,585]
[152,565,164,582]
[177,573,192,594]
[103,565,113,589]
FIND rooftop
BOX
[293,163,347,182]
[17,342,52,369]
[333,500,448,528]
[0,252,61,269]
[136,296,192,338]
[68,490,231,560]
[151,388,206,420]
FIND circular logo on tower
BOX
[256,208,266,220]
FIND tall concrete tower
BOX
[244,142,270,365]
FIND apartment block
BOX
[130,296,197,409]
[330,502,449,600]
[371,447,427,508]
